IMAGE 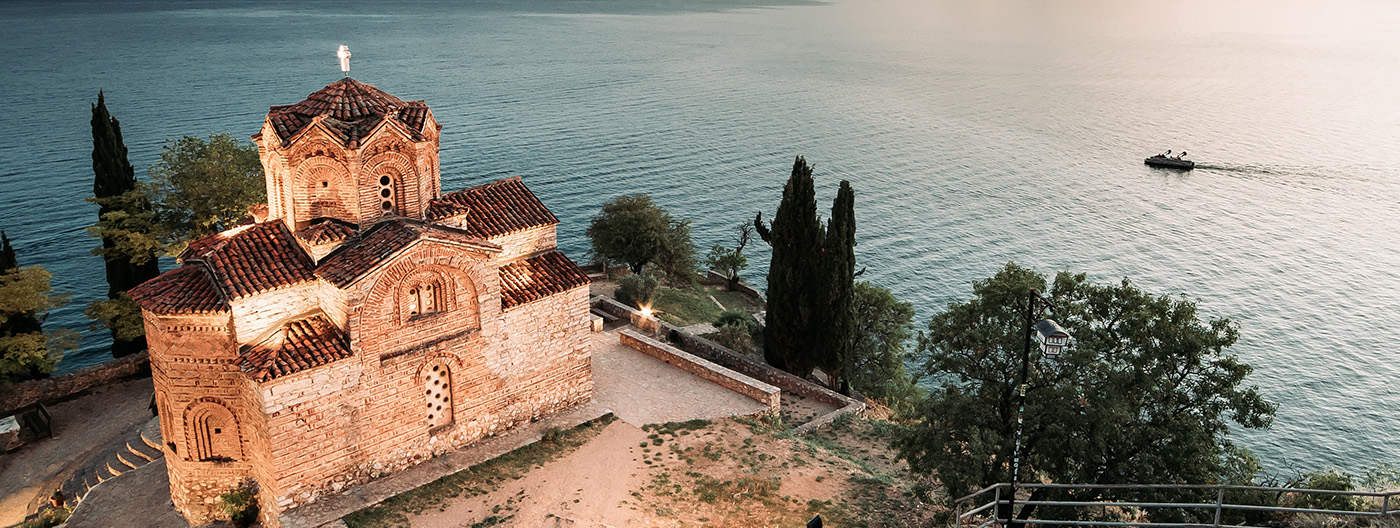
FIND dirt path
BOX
[409,420,651,528]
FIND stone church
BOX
[129,78,593,526]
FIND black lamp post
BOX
[1003,288,1071,527]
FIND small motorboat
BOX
[1144,153,1194,169]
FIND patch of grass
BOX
[342,415,616,528]
[653,286,723,326]
[693,475,781,505]
[710,288,764,312]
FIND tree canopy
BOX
[146,133,266,255]
[895,262,1275,523]
[587,194,693,277]
[1,232,78,383]
[845,281,917,404]
[705,223,753,291]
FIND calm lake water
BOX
[2,0,1397,473]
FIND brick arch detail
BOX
[358,243,494,357]
[392,265,479,327]
[182,398,243,462]
[290,156,356,227]
[362,150,417,220]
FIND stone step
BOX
[116,452,140,469]
[105,461,123,477]
[127,440,157,461]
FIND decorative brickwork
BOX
[135,79,591,528]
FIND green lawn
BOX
[652,284,765,327]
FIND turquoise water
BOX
[2,0,1398,473]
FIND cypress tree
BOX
[755,156,825,376]
[818,180,856,392]
[91,91,159,358]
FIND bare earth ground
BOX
[403,415,939,528]
[0,375,153,526]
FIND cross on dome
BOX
[337,45,351,76]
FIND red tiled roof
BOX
[183,221,317,299]
[316,219,500,287]
[128,265,230,315]
[425,177,558,237]
[236,314,352,382]
[499,251,590,309]
[266,78,431,147]
[297,218,358,245]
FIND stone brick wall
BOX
[245,271,591,520]
[0,351,150,415]
[486,225,557,264]
[229,281,325,345]
[619,329,779,411]
[145,310,254,523]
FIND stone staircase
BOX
[57,417,164,507]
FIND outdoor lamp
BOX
[1035,319,1070,358]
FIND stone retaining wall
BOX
[591,297,864,434]
[702,270,766,302]
[618,328,779,411]
[0,352,150,415]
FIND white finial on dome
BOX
[337,45,351,76]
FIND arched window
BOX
[423,362,453,428]
[185,401,241,462]
[400,272,449,322]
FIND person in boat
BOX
[1175,150,1187,160]
[1158,149,1172,158]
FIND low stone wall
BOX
[591,297,864,434]
[702,270,766,302]
[0,352,150,415]
[619,328,780,411]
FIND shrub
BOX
[616,272,660,309]
[219,478,259,527]
[713,309,756,331]
[20,506,70,528]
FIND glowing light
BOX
[639,306,654,318]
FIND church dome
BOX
[265,78,432,147]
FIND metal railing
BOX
[954,482,1400,527]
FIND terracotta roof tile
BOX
[426,177,559,238]
[316,219,500,287]
[297,218,358,245]
[236,314,351,382]
[183,221,317,299]
[499,251,590,309]
[265,78,430,147]
[128,265,230,315]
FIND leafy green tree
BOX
[1,232,78,383]
[654,218,698,285]
[146,133,265,255]
[88,91,160,357]
[846,281,917,405]
[895,262,1276,524]
[588,195,672,275]
[705,223,753,290]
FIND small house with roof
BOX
[129,78,592,526]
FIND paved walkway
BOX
[0,375,153,526]
[63,458,187,528]
[590,330,768,426]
